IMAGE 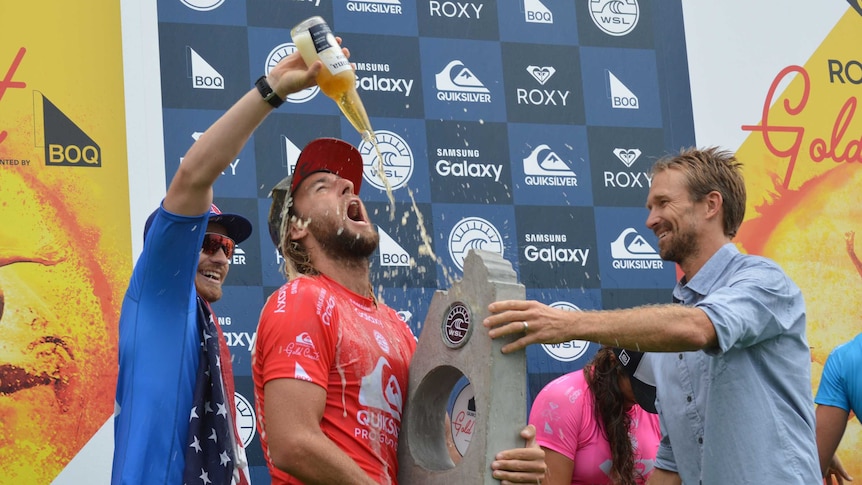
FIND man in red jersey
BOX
[253,137,546,485]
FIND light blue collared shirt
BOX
[653,243,819,484]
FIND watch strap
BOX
[255,75,284,108]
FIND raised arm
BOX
[163,49,328,216]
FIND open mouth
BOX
[347,200,364,222]
[200,269,223,282]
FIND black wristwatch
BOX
[255,75,284,108]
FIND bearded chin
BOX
[319,225,379,262]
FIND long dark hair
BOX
[583,346,639,485]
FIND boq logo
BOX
[39,93,102,167]
[442,301,472,349]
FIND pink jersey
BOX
[253,274,416,484]
[529,370,660,485]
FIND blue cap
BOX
[144,203,252,244]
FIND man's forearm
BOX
[645,468,682,485]
[577,304,717,352]
[273,433,379,485]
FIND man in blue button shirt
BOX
[483,147,820,484]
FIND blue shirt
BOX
[816,332,862,423]
[653,243,819,484]
[112,207,208,485]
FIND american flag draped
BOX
[183,298,250,485]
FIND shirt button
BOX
[687,395,692,402]
[698,437,703,444]
[678,353,683,360]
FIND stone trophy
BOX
[397,249,527,484]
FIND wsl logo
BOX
[518,66,570,106]
[604,148,651,188]
[187,47,224,90]
[378,226,412,267]
[448,217,504,271]
[589,0,639,36]
[180,0,225,11]
[234,391,257,448]
[523,144,577,187]
[435,60,491,103]
[359,130,414,191]
[607,70,638,109]
[442,302,472,349]
[266,43,320,103]
[524,0,553,23]
[541,301,590,362]
[610,228,663,270]
[347,0,403,14]
[35,93,101,167]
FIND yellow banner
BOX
[737,8,862,476]
[0,3,130,483]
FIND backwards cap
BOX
[612,348,658,414]
[267,137,364,253]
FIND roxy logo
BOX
[429,1,483,18]
[519,66,570,106]
[360,130,414,190]
[541,301,590,362]
[188,47,223,90]
[610,228,664,270]
[607,70,638,109]
[448,217,504,271]
[604,148,650,188]
[435,60,491,103]
[589,0,639,36]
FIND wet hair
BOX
[280,209,319,280]
[583,346,640,485]
[651,146,746,238]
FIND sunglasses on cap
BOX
[201,233,236,259]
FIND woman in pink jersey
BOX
[529,347,660,485]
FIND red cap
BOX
[291,138,364,194]
[267,138,364,253]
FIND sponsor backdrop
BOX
[1,2,131,484]
[154,1,691,481]
[2,0,859,483]
[158,0,862,481]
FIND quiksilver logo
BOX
[435,60,491,103]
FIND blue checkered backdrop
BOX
[156,0,694,480]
